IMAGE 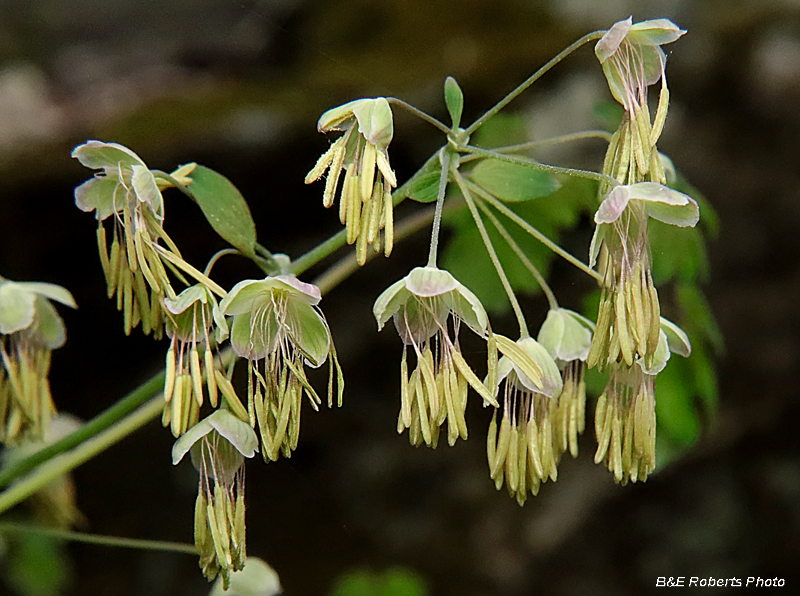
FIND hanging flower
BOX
[305,98,397,265]
[587,182,699,372]
[72,141,195,338]
[595,18,685,184]
[485,335,563,505]
[0,278,76,444]
[162,284,229,437]
[373,266,497,448]
[172,409,258,588]
[219,275,343,462]
[537,308,595,459]
[594,318,691,484]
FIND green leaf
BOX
[7,533,72,596]
[442,176,596,312]
[470,158,560,203]
[649,220,709,284]
[187,165,257,257]
[444,76,464,130]
[331,568,428,596]
[403,153,442,203]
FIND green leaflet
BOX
[444,76,464,130]
[187,165,258,258]
[470,158,560,203]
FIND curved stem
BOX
[204,248,241,276]
[453,169,529,339]
[475,199,559,310]
[464,31,604,136]
[387,97,451,134]
[469,181,603,282]
[462,145,619,187]
[459,130,612,164]
[427,150,452,267]
[0,522,197,555]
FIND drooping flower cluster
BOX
[173,409,258,588]
[163,284,229,437]
[0,278,76,444]
[220,275,343,461]
[486,335,563,505]
[373,266,497,448]
[537,308,594,459]
[73,141,196,338]
[306,98,397,265]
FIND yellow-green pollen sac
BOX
[374,267,497,449]
[220,276,344,462]
[593,363,656,485]
[163,285,228,438]
[305,98,397,265]
[486,336,563,506]
[0,279,76,445]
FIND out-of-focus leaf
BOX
[6,533,72,596]
[649,221,709,284]
[593,101,624,132]
[677,283,724,354]
[331,568,428,596]
[470,159,560,203]
[187,165,257,257]
[655,356,700,446]
[442,177,596,312]
[472,113,529,148]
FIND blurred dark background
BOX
[1,0,799,594]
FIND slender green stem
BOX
[204,248,241,276]
[453,169,529,339]
[470,181,603,282]
[465,31,604,136]
[0,396,165,516]
[427,150,452,267]
[314,204,439,294]
[0,374,164,489]
[475,198,559,310]
[462,144,619,187]
[387,97,451,134]
[0,522,197,555]
[459,130,612,164]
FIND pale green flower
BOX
[594,318,691,484]
[73,140,196,338]
[305,98,397,265]
[219,275,343,461]
[173,409,259,589]
[485,335,563,505]
[373,266,496,448]
[162,284,229,437]
[537,308,594,459]
[0,278,75,444]
[587,183,699,373]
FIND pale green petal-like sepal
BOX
[74,177,122,221]
[17,282,76,309]
[164,285,209,315]
[660,317,692,357]
[496,336,563,398]
[405,266,458,297]
[34,297,67,350]
[537,308,593,364]
[287,301,330,368]
[595,183,699,228]
[0,281,38,334]
[209,557,282,596]
[172,409,258,465]
[131,164,164,218]
[71,140,145,174]
[373,278,410,330]
[352,97,394,148]
[637,330,671,375]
